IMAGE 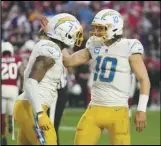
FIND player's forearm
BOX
[24,78,43,113]
[63,49,90,67]
[139,77,151,96]
[137,77,151,112]
[129,54,151,112]
[63,54,86,67]
[63,55,74,67]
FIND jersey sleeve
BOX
[129,39,144,56]
[38,41,61,60]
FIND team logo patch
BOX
[54,17,75,30]
[94,47,101,54]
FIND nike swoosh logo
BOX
[115,108,122,111]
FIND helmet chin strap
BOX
[104,34,122,47]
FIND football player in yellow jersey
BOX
[41,9,150,145]
[13,13,83,145]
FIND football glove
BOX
[37,112,53,131]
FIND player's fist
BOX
[134,111,147,132]
[37,112,52,131]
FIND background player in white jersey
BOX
[1,42,24,145]
[60,9,150,145]
[13,13,83,145]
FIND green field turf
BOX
[7,108,160,145]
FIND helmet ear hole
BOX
[65,33,72,39]
[68,35,72,39]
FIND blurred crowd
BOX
[2,1,160,108]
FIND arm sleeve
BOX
[129,39,144,56]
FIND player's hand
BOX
[40,15,48,32]
[134,111,147,132]
[37,112,52,131]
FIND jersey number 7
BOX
[94,56,117,82]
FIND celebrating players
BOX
[41,9,150,145]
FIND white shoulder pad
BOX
[129,39,144,56]
[38,40,61,60]
[86,37,102,58]
[86,38,93,55]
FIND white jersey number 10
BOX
[94,56,117,82]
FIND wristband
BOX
[137,94,149,112]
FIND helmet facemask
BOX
[73,28,84,47]
[63,27,84,48]
[89,23,113,44]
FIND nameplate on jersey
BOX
[94,47,101,54]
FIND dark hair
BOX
[112,34,123,42]
[105,34,123,46]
